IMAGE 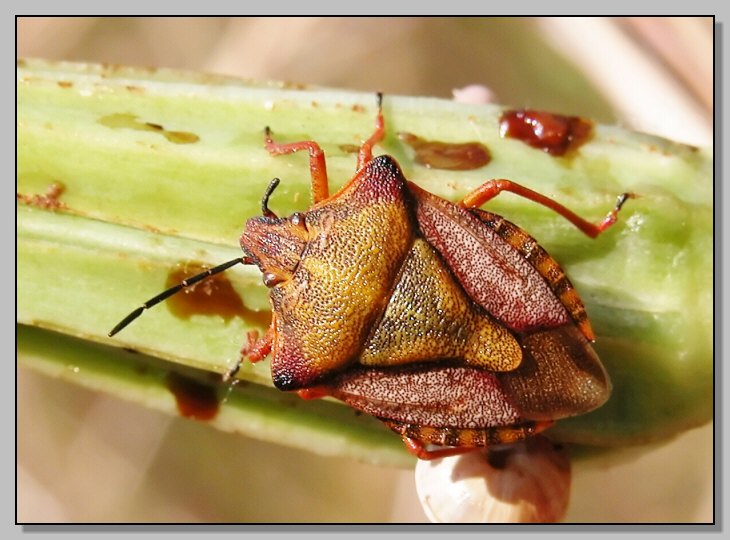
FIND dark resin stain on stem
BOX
[166,372,220,421]
[499,109,593,156]
[398,132,491,171]
[166,262,270,328]
[99,113,199,144]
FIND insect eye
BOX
[290,212,306,227]
[263,271,285,288]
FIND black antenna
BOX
[261,178,280,218]
[108,257,246,337]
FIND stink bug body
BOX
[110,94,632,460]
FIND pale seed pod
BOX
[415,436,571,523]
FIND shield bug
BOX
[110,94,632,460]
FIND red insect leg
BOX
[264,127,329,204]
[296,386,332,400]
[403,438,477,460]
[357,92,385,169]
[223,324,275,381]
[242,327,274,363]
[263,94,385,204]
[460,179,634,238]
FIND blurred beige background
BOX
[17,16,713,523]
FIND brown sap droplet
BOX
[17,182,67,210]
[98,113,200,144]
[166,372,220,421]
[499,109,593,156]
[166,262,270,327]
[398,132,491,171]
